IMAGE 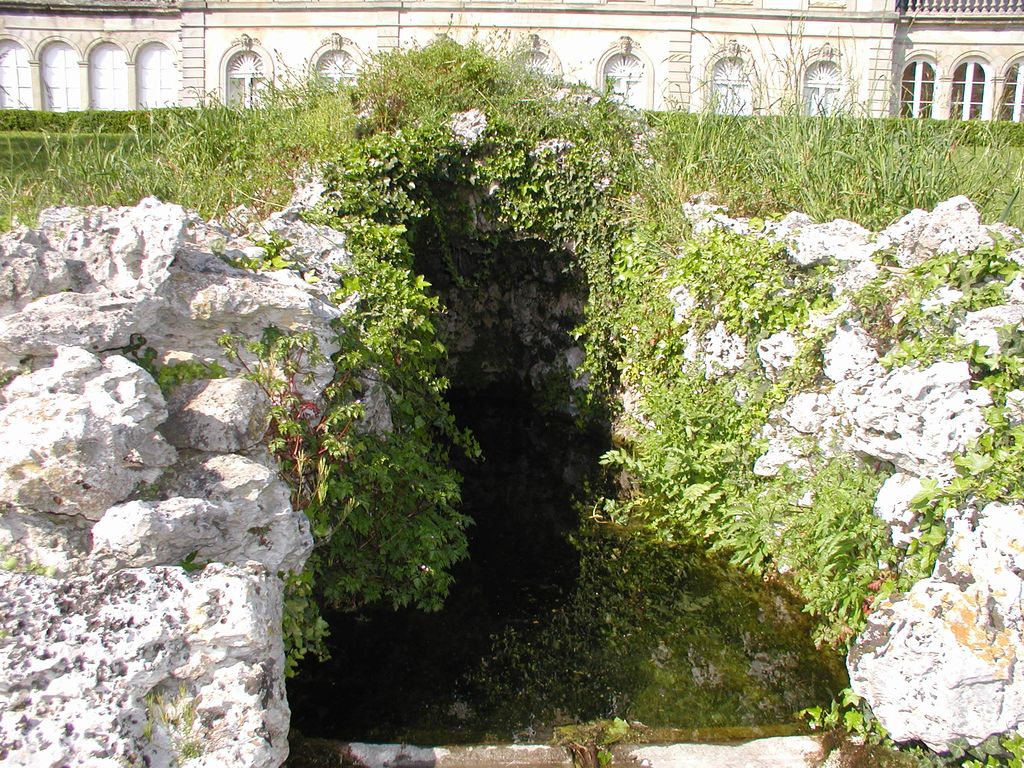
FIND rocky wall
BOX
[680,196,1024,751]
[0,192,352,768]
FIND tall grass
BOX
[647,112,1024,231]
[2,44,1023,234]
[0,83,356,228]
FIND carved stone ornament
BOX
[322,32,356,52]
[233,33,259,51]
[811,41,838,61]
[617,36,635,56]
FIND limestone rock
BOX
[756,360,989,481]
[955,304,1024,356]
[837,361,991,479]
[872,473,925,547]
[680,198,753,237]
[775,216,880,269]
[0,197,331,768]
[849,501,1024,750]
[881,196,992,268]
[685,321,747,380]
[0,289,168,369]
[781,392,834,435]
[95,452,313,575]
[257,216,352,285]
[668,284,696,323]
[162,377,269,453]
[0,226,74,316]
[0,509,91,577]
[0,347,175,520]
[450,108,487,147]
[0,564,289,768]
[822,321,879,383]
[757,330,797,381]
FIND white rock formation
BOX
[880,196,992,269]
[757,330,797,381]
[0,564,289,768]
[0,197,343,768]
[849,501,1024,750]
[684,321,747,380]
[0,347,175,520]
[955,304,1024,355]
[667,197,1021,749]
[872,473,926,547]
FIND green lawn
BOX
[1,131,131,175]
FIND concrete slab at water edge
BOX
[341,743,570,767]
[325,737,825,768]
[619,736,825,767]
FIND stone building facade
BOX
[0,0,1022,118]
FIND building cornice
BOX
[0,0,177,13]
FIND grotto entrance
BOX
[286,380,607,743]
[285,230,846,747]
[287,234,609,742]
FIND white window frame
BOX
[0,40,31,109]
[41,42,81,112]
[951,59,989,121]
[803,60,843,116]
[136,43,178,108]
[1000,61,1024,123]
[899,59,936,119]
[603,53,646,109]
[89,42,129,110]
[316,49,357,87]
[226,50,265,108]
[711,56,753,116]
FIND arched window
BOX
[951,59,988,120]
[316,49,357,86]
[899,60,936,119]
[0,40,31,109]
[41,42,80,112]
[999,61,1023,122]
[603,53,645,109]
[803,61,842,116]
[523,50,554,76]
[89,43,128,110]
[137,43,178,108]
[711,57,753,116]
[225,50,264,107]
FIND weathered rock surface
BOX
[880,196,993,268]
[162,377,269,453]
[678,197,1024,749]
[0,197,342,768]
[849,501,1024,750]
[0,564,288,768]
[0,346,175,520]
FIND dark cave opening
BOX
[286,381,608,743]
[286,232,608,742]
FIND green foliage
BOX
[145,684,202,765]
[155,359,228,395]
[802,688,888,743]
[667,230,830,338]
[0,107,184,133]
[648,112,1024,231]
[230,232,297,272]
[0,545,55,577]
[282,569,331,677]
[805,690,1024,768]
[722,459,894,647]
[2,84,356,228]
[470,526,843,731]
